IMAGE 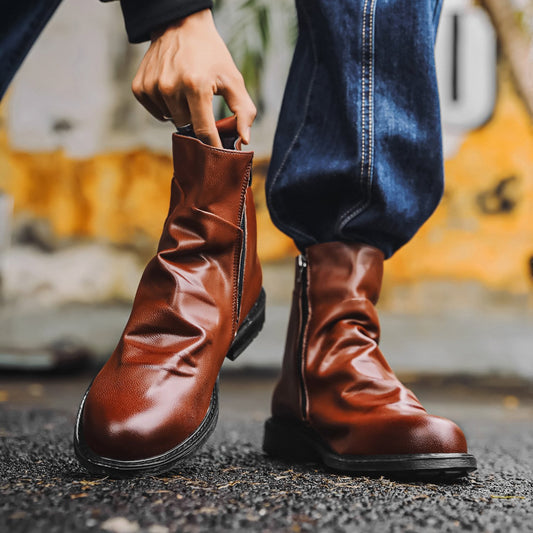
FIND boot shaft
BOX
[161,133,253,247]
[272,242,386,422]
[268,242,470,461]
[159,129,261,331]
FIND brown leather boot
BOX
[264,242,476,478]
[74,118,265,477]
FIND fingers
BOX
[131,17,255,148]
[156,72,221,146]
[131,50,165,120]
[132,72,165,121]
[132,85,166,121]
[158,74,195,129]
[133,73,193,128]
[135,65,218,145]
[133,67,254,149]
[185,85,222,147]
[159,85,191,127]
[219,75,256,145]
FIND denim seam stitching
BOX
[266,0,318,244]
[360,0,369,185]
[337,0,377,232]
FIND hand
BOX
[131,9,256,148]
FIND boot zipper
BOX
[235,203,247,325]
[297,254,309,420]
[234,170,253,329]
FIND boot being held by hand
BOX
[74,118,265,477]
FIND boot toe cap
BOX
[79,371,206,461]
[332,413,468,456]
[400,414,468,455]
[81,403,192,461]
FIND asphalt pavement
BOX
[0,372,532,533]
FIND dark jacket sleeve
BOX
[101,0,213,43]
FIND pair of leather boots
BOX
[74,119,476,479]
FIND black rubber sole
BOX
[74,288,266,478]
[227,288,266,361]
[263,417,477,481]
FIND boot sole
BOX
[74,288,266,478]
[263,417,477,481]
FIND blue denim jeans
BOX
[1,0,443,260]
[0,0,63,100]
[267,0,444,258]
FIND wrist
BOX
[150,8,214,41]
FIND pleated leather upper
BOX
[272,242,467,456]
[81,127,262,460]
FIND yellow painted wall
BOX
[387,77,533,294]
[1,74,532,293]
[0,99,295,262]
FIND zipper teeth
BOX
[235,204,246,324]
[297,254,309,420]
[232,163,252,333]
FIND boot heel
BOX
[226,288,266,361]
[263,417,321,462]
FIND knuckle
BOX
[182,73,208,94]
[249,103,257,120]
[158,78,176,97]
[235,102,257,122]
[131,77,143,96]
[233,70,245,85]
[141,78,155,94]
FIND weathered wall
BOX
[0,0,531,308]
[0,0,296,268]
[385,75,533,303]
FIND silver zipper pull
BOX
[297,254,308,282]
